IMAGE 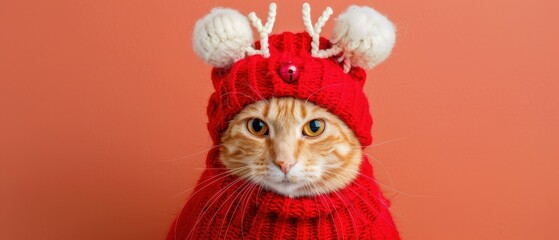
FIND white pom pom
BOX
[193,8,254,68]
[332,6,396,69]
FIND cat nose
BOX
[274,160,294,174]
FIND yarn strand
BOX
[248,3,277,58]
[302,3,337,58]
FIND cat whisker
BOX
[353,170,433,198]
[185,175,249,239]
[206,179,251,237]
[255,179,265,206]
[173,171,250,239]
[362,152,395,186]
[322,169,403,227]
[357,139,403,186]
[216,180,256,238]
[332,175,361,224]
[303,83,352,105]
[162,144,222,162]
[308,149,429,198]
[218,91,263,106]
[171,167,247,198]
[229,176,262,239]
[346,180,402,228]
[243,80,267,102]
[360,137,405,148]
[319,193,344,239]
[224,159,254,164]
[199,167,233,170]
[305,180,342,238]
[172,170,232,198]
[347,138,403,186]
[320,168,402,218]
[331,184,359,230]
[308,183,324,234]
[342,144,396,185]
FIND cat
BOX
[167,97,399,239]
[169,3,400,238]
[219,97,363,198]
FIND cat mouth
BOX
[279,175,302,185]
[281,178,292,184]
[265,174,300,186]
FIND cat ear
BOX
[331,5,396,71]
[192,8,254,68]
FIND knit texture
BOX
[207,32,372,149]
[168,151,399,239]
[168,32,400,239]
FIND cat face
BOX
[219,97,362,198]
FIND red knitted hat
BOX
[207,31,372,151]
[169,3,399,239]
[201,3,396,157]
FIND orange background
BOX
[1,0,558,239]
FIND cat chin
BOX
[269,185,311,199]
[255,179,318,198]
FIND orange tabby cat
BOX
[219,97,362,198]
[169,3,401,238]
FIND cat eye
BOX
[303,119,325,137]
[247,118,269,136]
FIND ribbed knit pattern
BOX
[168,150,399,240]
[168,32,400,239]
[206,32,372,149]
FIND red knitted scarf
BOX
[167,148,399,239]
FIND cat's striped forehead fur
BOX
[219,97,362,198]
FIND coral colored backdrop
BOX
[1,0,558,239]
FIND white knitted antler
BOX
[302,3,342,59]
[193,3,395,72]
[247,3,277,58]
